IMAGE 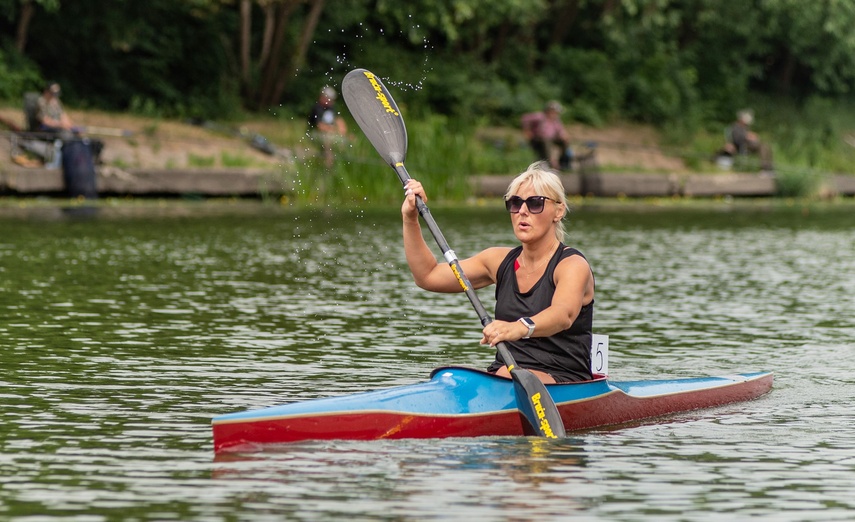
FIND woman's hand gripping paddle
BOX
[341,68,566,439]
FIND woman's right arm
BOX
[402,179,501,293]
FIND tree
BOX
[762,0,855,96]
[259,0,326,109]
[235,0,328,109]
[6,0,60,52]
[4,0,855,125]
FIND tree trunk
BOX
[258,0,300,108]
[778,50,795,96]
[240,0,252,87]
[16,0,35,53]
[489,21,510,63]
[549,0,581,47]
[602,0,619,16]
[258,1,277,68]
[270,0,325,105]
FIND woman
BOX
[402,161,595,383]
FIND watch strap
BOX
[519,317,535,339]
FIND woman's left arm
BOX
[481,255,593,346]
[528,255,593,337]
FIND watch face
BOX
[520,317,534,338]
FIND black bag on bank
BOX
[61,139,98,199]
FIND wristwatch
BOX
[519,317,535,339]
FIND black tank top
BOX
[486,243,594,382]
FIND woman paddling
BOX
[402,161,595,383]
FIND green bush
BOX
[290,113,531,205]
[623,55,700,127]
[0,46,43,102]
[750,96,855,175]
[776,168,823,198]
[542,47,622,126]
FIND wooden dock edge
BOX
[2,166,854,198]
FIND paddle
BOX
[341,68,565,439]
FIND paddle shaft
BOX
[396,163,564,437]
[342,68,565,438]
[393,164,522,372]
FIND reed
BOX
[749,96,855,196]
[287,115,527,205]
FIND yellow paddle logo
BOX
[450,264,469,291]
[363,71,400,116]
[531,392,558,438]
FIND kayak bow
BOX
[212,367,773,453]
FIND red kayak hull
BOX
[212,368,773,453]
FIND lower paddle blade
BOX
[341,69,407,167]
[511,369,566,439]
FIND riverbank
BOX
[3,163,855,199]
[2,106,854,199]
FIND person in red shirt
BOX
[521,101,572,171]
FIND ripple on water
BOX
[2,204,854,520]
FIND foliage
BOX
[0,45,42,99]
[291,115,474,205]
[538,47,621,126]
[762,0,855,96]
[1,0,239,116]
[684,1,770,119]
[2,0,855,189]
[753,95,855,173]
[2,0,855,120]
[775,167,823,198]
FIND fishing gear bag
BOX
[61,139,98,199]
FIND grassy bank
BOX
[678,96,855,197]
[289,115,522,205]
[3,97,854,203]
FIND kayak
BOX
[212,366,773,453]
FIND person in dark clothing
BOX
[722,109,774,171]
[307,86,349,167]
[36,82,77,139]
[34,81,104,164]
[401,161,595,383]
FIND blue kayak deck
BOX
[214,367,771,422]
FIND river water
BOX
[1,199,853,521]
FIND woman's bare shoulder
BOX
[482,246,514,256]
[473,246,514,273]
[556,250,592,273]
[479,246,514,262]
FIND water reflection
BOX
[211,437,592,518]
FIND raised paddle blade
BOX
[510,368,566,438]
[341,69,408,167]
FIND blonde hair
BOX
[504,161,568,243]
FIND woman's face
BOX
[509,181,563,243]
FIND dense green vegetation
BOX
[2,0,855,198]
[290,115,513,204]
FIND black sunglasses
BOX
[504,195,555,214]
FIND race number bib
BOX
[591,334,609,376]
